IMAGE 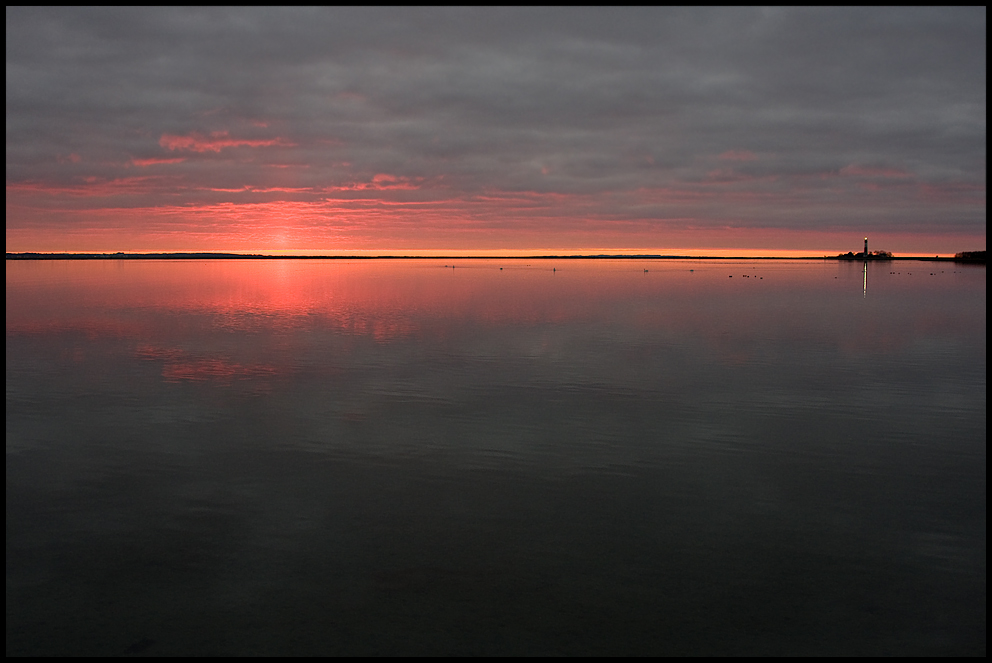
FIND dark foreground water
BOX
[6,258,986,655]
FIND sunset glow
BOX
[6,8,986,256]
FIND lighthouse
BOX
[864,237,868,259]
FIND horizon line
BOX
[7,251,980,262]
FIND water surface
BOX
[6,258,986,655]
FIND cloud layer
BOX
[6,8,986,253]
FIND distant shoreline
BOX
[5,252,984,262]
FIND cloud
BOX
[839,165,912,178]
[5,7,986,252]
[131,157,186,167]
[719,151,757,162]
[159,131,295,153]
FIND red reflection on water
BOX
[6,259,985,372]
[137,345,279,384]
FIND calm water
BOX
[6,258,986,655]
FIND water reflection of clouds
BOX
[7,259,985,363]
[6,259,985,657]
[136,345,279,384]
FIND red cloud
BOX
[131,157,186,167]
[6,176,176,197]
[159,131,295,152]
[370,173,421,190]
[323,174,425,192]
[203,186,313,194]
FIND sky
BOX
[5,7,986,256]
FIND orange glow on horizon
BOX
[7,182,984,257]
[3,246,967,259]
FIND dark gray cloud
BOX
[5,7,986,249]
